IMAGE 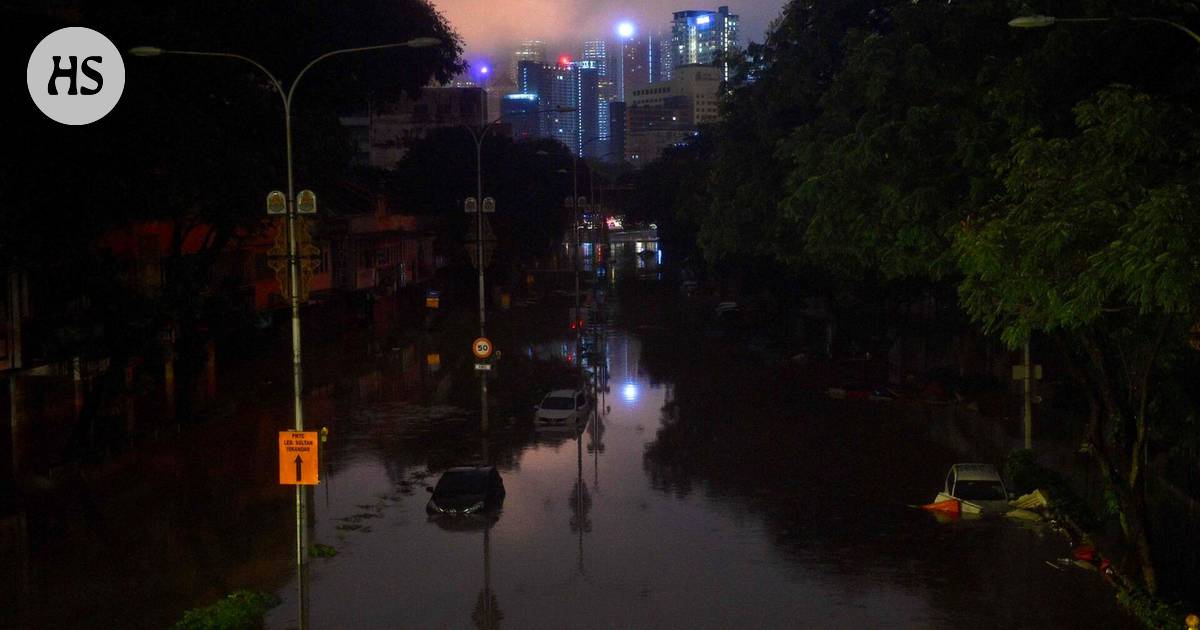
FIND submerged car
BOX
[426,466,505,516]
[934,463,1011,515]
[534,389,590,427]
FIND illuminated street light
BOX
[617,21,636,39]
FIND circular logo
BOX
[27,27,125,125]
[472,337,493,360]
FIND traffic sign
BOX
[279,431,319,485]
[425,289,440,309]
[472,337,494,360]
[474,363,492,371]
[465,197,478,213]
[482,197,496,213]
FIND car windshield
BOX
[541,396,575,410]
[955,480,1006,501]
[434,471,487,496]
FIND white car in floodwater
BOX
[534,389,590,428]
[935,463,1011,515]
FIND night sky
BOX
[429,0,788,68]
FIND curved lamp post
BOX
[130,37,441,629]
[1008,14,1200,45]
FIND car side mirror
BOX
[425,486,434,493]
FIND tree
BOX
[2,1,464,427]
[955,86,1200,593]
[390,128,572,284]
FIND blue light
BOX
[504,93,538,101]
[480,65,490,75]
[622,382,638,403]
[616,21,635,39]
[696,15,711,25]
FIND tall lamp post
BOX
[465,104,573,435]
[129,37,440,629]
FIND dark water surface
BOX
[4,302,1140,629]
[263,320,1137,629]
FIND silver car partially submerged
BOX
[934,463,1011,515]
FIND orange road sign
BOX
[279,431,319,485]
[472,337,493,360]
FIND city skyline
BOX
[429,0,784,62]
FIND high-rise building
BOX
[608,101,626,161]
[625,65,721,165]
[516,59,600,157]
[658,35,675,82]
[511,40,548,83]
[576,61,601,157]
[621,37,651,101]
[500,93,540,140]
[584,40,619,158]
[582,40,608,77]
[671,6,739,81]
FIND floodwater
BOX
[3,295,1140,629]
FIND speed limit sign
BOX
[472,337,494,360]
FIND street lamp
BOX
[1008,14,1200,44]
[129,36,440,629]
[466,104,573,436]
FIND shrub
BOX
[173,590,279,630]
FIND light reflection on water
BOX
[266,328,1139,630]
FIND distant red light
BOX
[559,55,571,66]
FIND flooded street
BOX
[5,291,1140,629]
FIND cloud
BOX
[430,0,784,62]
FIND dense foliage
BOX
[3,1,463,360]
[642,0,1200,603]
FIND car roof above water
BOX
[952,463,1002,482]
[444,465,494,474]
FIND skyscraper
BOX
[516,59,599,157]
[582,40,608,78]
[658,35,675,82]
[621,37,650,101]
[511,40,548,83]
[500,93,540,140]
[576,60,601,158]
[585,40,617,157]
[671,6,739,81]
